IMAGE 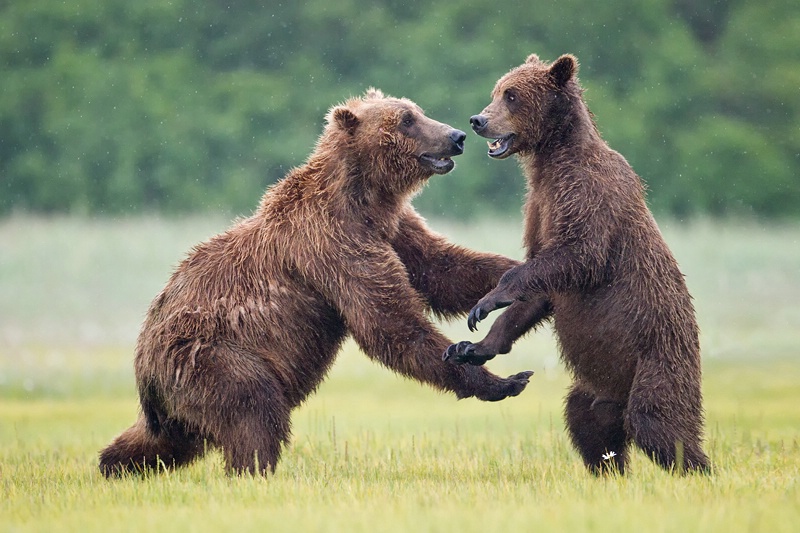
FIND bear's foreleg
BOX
[467,239,609,329]
[443,297,552,365]
[391,210,520,319]
[331,249,533,402]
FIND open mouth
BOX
[487,133,515,159]
[419,154,456,175]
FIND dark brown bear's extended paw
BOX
[474,370,534,402]
[443,340,497,366]
[467,295,515,331]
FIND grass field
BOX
[1,215,799,532]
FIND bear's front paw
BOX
[475,371,534,402]
[442,340,496,366]
[467,295,515,331]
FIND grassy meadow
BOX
[1,214,799,532]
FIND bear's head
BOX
[470,54,580,159]
[325,89,466,186]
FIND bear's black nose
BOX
[470,115,488,133]
[450,129,466,154]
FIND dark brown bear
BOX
[444,55,710,474]
[99,89,533,477]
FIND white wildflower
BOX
[602,451,617,461]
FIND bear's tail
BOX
[99,413,204,478]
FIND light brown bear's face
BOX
[470,54,577,159]
[330,88,466,176]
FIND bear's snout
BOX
[449,129,466,154]
[470,115,488,133]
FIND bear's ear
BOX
[525,53,540,64]
[549,54,578,87]
[332,107,359,135]
[364,87,385,99]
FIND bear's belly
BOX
[247,284,348,405]
[551,290,639,398]
[136,277,349,410]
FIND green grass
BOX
[1,215,799,532]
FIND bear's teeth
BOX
[488,140,501,150]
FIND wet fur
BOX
[99,89,532,477]
[447,55,710,474]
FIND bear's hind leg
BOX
[626,410,710,473]
[626,406,710,473]
[174,343,296,476]
[215,398,292,476]
[626,358,710,474]
[99,415,204,477]
[199,369,292,475]
[565,381,628,474]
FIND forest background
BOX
[2,0,798,220]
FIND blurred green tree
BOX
[0,0,797,218]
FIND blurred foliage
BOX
[1,0,798,218]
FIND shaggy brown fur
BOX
[444,55,710,474]
[99,89,533,477]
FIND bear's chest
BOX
[363,214,401,241]
[523,197,553,256]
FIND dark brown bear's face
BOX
[470,54,577,159]
[330,88,466,177]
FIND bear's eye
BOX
[401,115,415,128]
[504,90,516,103]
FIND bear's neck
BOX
[327,138,427,220]
[265,145,419,232]
[540,97,599,155]
[339,161,414,220]
[519,98,603,184]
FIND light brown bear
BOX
[99,89,533,477]
[444,55,710,474]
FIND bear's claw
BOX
[467,296,514,331]
[467,306,489,331]
[443,340,496,366]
